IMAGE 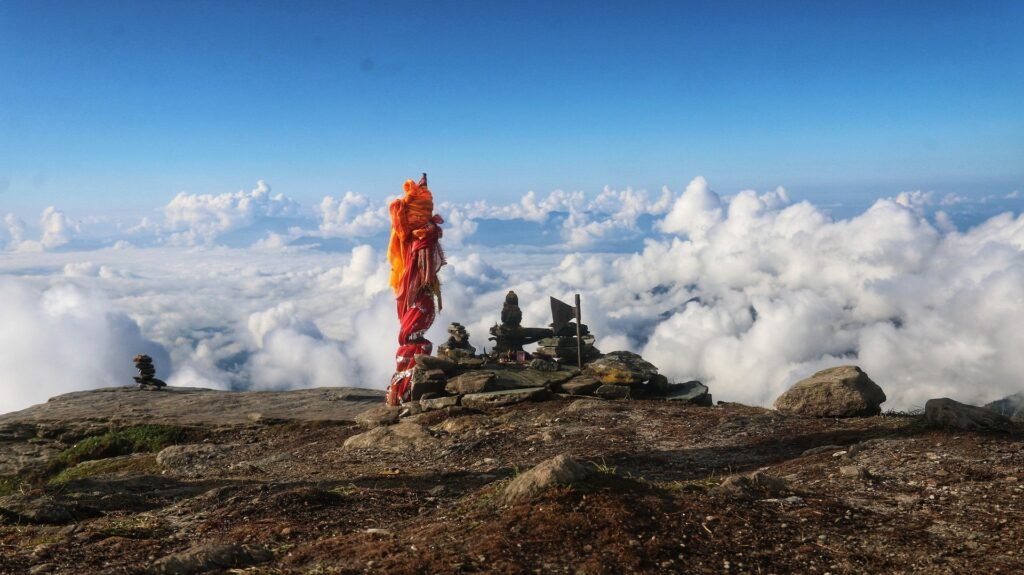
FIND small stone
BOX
[342,422,439,452]
[839,465,869,479]
[354,406,401,430]
[714,471,788,500]
[420,395,461,411]
[499,454,591,505]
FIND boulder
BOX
[461,387,550,409]
[499,454,591,505]
[925,398,1014,430]
[584,351,658,386]
[984,392,1024,423]
[446,371,496,395]
[342,422,438,452]
[665,381,712,406]
[774,366,886,417]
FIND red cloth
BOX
[385,292,436,405]
[385,176,445,406]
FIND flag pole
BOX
[575,293,582,368]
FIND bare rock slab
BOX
[925,398,1014,430]
[584,351,658,386]
[342,422,438,452]
[499,454,591,505]
[774,365,886,417]
[461,387,550,409]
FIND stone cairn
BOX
[488,291,553,360]
[437,322,476,361]
[133,354,167,390]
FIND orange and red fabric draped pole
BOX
[386,174,445,406]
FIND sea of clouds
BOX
[2,179,1023,415]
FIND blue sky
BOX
[1,0,1021,216]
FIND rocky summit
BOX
[1,375,1023,574]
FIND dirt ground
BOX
[1,391,1022,574]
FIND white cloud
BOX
[162,180,301,246]
[317,192,390,238]
[3,207,76,252]
[657,176,723,240]
[0,280,169,414]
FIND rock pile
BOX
[133,354,167,390]
[398,349,711,414]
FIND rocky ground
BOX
[1,385,1022,574]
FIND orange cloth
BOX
[388,179,434,293]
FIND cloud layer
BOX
[2,178,1023,415]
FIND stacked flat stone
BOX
[133,354,167,389]
[533,332,600,366]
